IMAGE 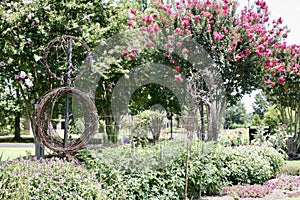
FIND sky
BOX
[240,0,300,113]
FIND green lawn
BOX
[0,147,34,161]
[285,160,300,167]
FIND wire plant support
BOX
[36,35,99,160]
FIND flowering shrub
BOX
[225,184,273,198]
[265,174,300,191]
[0,157,102,199]
[225,174,300,198]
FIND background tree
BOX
[129,84,181,115]
[224,101,247,129]
[262,105,282,131]
[0,79,23,139]
[0,0,138,148]
[251,114,262,126]
[252,91,269,119]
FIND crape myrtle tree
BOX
[0,0,136,148]
[263,42,300,155]
[120,0,288,140]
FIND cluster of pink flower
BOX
[225,184,273,198]
[14,71,33,88]
[123,0,296,89]
[225,174,300,198]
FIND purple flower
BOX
[0,61,5,66]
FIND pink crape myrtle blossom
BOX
[123,0,291,87]
[174,74,183,83]
[278,77,285,84]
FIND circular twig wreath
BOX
[35,87,98,153]
[43,35,91,82]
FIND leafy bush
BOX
[0,157,102,200]
[76,141,186,199]
[187,143,284,196]
[253,145,286,175]
[188,142,231,196]
[77,141,285,198]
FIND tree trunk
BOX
[12,112,23,142]
[18,84,44,158]
[12,88,23,142]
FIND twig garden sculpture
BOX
[35,35,98,159]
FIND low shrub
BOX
[0,157,102,200]
[281,163,300,176]
[77,141,285,199]
[76,141,186,199]
[226,174,300,199]
[265,174,300,191]
[227,146,272,185]
[188,143,284,196]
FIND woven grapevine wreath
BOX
[35,87,98,153]
[43,35,91,82]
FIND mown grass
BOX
[286,160,300,167]
[0,146,34,161]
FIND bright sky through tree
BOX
[241,0,300,113]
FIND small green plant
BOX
[251,126,272,146]
[133,110,165,143]
[268,125,290,152]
